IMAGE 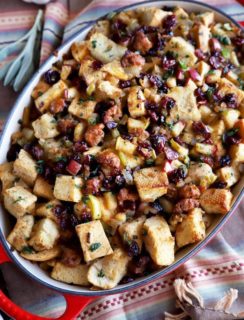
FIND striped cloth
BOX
[0,0,244,319]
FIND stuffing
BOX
[32,113,59,139]
[200,188,233,214]
[84,123,105,147]
[97,149,122,176]
[76,220,113,262]
[21,246,61,261]
[51,263,89,286]
[218,78,244,107]
[143,216,175,266]
[217,166,240,187]
[33,176,54,200]
[138,7,172,27]
[3,186,37,218]
[96,80,122,100]
[127,86,146,118]
[68,98,96,120]
[134,167,169,202]
[229,144,244,163]
[186,162,217,188]
[53,175,83,202]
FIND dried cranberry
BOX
[168,167,187,183]
[119,80,132,89]
[54,205,70,230]
[115,174,125,187]
[30,144,44,160]
[164,146,179,160]
[137,141,152,158]
[57,118,75,134]
[70,214,80,228]
[194,88,207,104]
[43,69,60,84]
[223,93,237,108]
[123,200,136,211]
[128,241,140,257]
[120,276,134,284]
[192,121,211,139]
[161,96,175,111]
[211,181,227,189]
[129,255,150,275]
[147,109,159,122]
[222,63,234,75]
[222,129,241,145]
[232,35,244,47]
[162,54,176,70]
[73,141,88,153]
[29,105,41,121]
[102,177,114,191]
[106,121,117,130]
[150,135,166,154]
[53,161,66,174]
[219,155,231,167]
[92,60,103,70]
[7,143,21,162]
[151,200,163,212]
[195,49,206,60]
[197,156,214,168]
[163,14,176,33]
[111,19,130,44]
[144,74,168,93]
[209,53,224,69]
[80,210,92,223]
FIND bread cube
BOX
[195,24,210,52]
[33,176,54,200]
[167,81,201,122]
[68,98,96,120]
[127,117,149,131]
[234,119,244,142]
[119,152,144,169]
[71,41,89,63]
[51,262,89,286]
[53,175,83,202]
[3,186,37,218]
[0,170,16,191]
[32,113,59,139]
[119,216,146,252]
[222,109,240,129]
[31,80,50,100]
[13,149,38,186]
[75,220,113,262]
[217,166,240,187]
[198,12,214,26]
[128,86,146,118]
[35,199,61,222]
[29,218,60,251]
[143,216,175,266]
[7,215,34,251]
[88,33,126,64]
[74,121,87,141]
[186,163,217,188]
[176,208,206,248]
[230,144,244,163]
[134,167,168,202]
[96,80,122,100]
[164,37,197,67]
[194,143,217,156]
[0,162,13,176]
[115,136,137,155]
[87,248,130,289]
[35,80,68,113]
[138,7,172,27]
[200,189,233,214]
[218,78,244,107]
[79,58,104,85]
[21,246,60,261]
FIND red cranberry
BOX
[92,60,103,70]
[232,35,244,47]
[222,129,241,145]
[195,49,206,60]
[219,155,231,167]
[80,210,92,223]
[150,135,167,153]
[194,88,207,104]
[209,53,224,69]
[161,96,175,111]
[129,255,150,275]
[127,241,140,257]
[168,167,187,183]
[211,181,227,189]
[44,69,60,84]
[73,141,88,153]
[53,161,67,173]
[7,143,21,162]
[192,121,211,139]
[163,14,176,33]
[70,214,81,228]
[223,93,237,108]
[30,144,44,160]
[120,276,134,284]
[115,174,125,187]
[162,54,177,70]
[164,146,179,160]
[119,80,132,88]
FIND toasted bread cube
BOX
[222,109,240,129]
[138,7,172,27]
[68,98,96,120]
[186,163,217,188]
[127,117,149,131]
[31,81,50,100]
[115,136,137,155]
[176,208,206,248]
[234,120,244,142]
[35,80,68,113]
[88,33,126,64]
[74,121,87,141]
[35,199,61,222]
[71,41,89,63]
[196,61,210,85]
[218,78,244,107]
[3,186,37,218]
[194,143,216,156]
[51,262,89,286]
[13,149,38,186]
[119,216,146,252]
[229,144,244,163]
[164,37,197,67]
[87,248,130,289]
[167,81,200,122]
[143,216,175,266]
[171,121,185,137]
[0,162,13,176]
[53,175,83,202]
[21,246,60,262]
[76,220,113,262]
[200,189,233,214]
[118,152,144,169]
[79,58,104,85]
[128,86,146,118]
[195,24,210,52]
[0,163,16,191]
[29,218,59,251]
[96,80,122,100]
[134,167,168,202]
[102,60,128,81]
[217,166,240,187]
[198,12,214,26]
[7,215,34,251]
[32,113,59,139]
[33,176,54,200]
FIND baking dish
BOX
[0,1,243,319]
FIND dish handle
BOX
[0,244,95,320]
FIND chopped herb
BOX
[91,40,97,49]
[132,235,138,240]
[226,128,239,137]
[206,86,215,101]
[89,242,101,251]
[165,122,174,130]
[22,246,34,254]
[142,229,147,236]
[162,69,174,80]
[13,196,25,204]
[46,204,54,209]
[97,269,105,277]
[82,196,89,204]
[178,60,188,70]
[78,97,95,104]
[55,156,67,162]
[123,232,132,245]
[50,119,57,124]
[88,117,98,125]
[222,48,230,59]
[36,160,45,174]
[37,91,43,97]
[145,158,155,166]
[213,34,231,45]
[207,70,215,75]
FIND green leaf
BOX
[22,246,34,254]
[91,40,97,49]
[89,242,101,252]
[178,60,188,70]
[97,269,105,277]
[222,48,230,59]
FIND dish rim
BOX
[0,0,243,296]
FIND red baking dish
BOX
[0,1,243,319]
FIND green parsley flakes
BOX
[89,242,101,252]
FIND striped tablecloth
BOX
[0,0,244,319]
